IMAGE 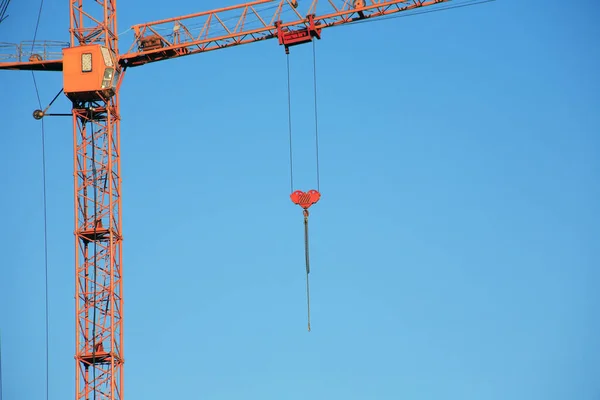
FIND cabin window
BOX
[82,53,92,72]
[101,68,114,89]
[100,47,114,67]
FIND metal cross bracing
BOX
[121,0,450,65]
[0,0,476,399]
[73,104,123,400]
[69,1,123,399]
[0,0,454,70]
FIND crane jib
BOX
[0,0,490,396]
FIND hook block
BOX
[290,189,321,210]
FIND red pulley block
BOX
[290,189,321,209]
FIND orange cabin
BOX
[63,45,119,102]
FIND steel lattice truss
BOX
[123,0,450,66]
[70,1,123,399]
[73,102,123,400]
[0,1,468,399]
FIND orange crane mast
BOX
[1,0,455,399]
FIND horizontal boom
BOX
[121,0,451,66]
[0,0,450,71]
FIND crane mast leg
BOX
[70,1,123,399]
[0,0,480,398]
[73,100,123,400]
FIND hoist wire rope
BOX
[285,44,322,193]
[285,41,323,332]
[286,53,294,193]
[30,0,49,398]
[306,41,321,332]
[312,40,320,192]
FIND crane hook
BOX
[290,189,320,332]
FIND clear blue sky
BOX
[1,0,599,399]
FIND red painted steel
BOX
[0,1,458,399]
[70,1,124,400]
[276,14,321,53]
[291,190,321,209]
[0,0,451,71]
[119,0,450,67]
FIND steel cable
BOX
[30,0,49,397]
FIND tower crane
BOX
[0,0,474,399]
